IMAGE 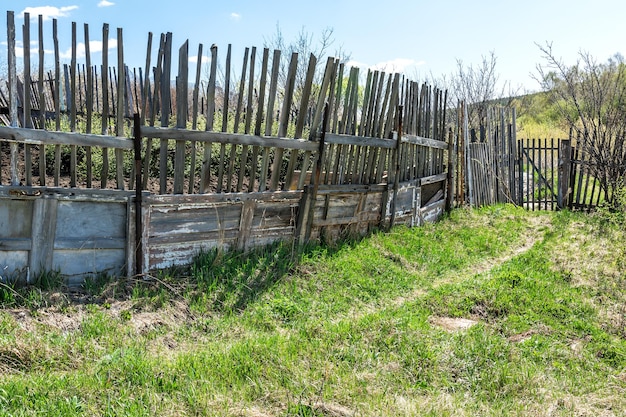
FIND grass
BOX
[0,204,625,416]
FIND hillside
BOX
[0,205,625,416]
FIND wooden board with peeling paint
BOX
[0,189,132,282]
[143,192,301,271]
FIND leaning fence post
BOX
[558,139,572,209]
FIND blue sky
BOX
[4,0,626,92]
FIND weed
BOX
[0,205,625,416]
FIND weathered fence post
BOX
[389,105,403,229]
[7,11,20,186]
[463,102,474,207]
[133,113,143,275]
[558,139,572,209]
[296,103,329,243]
[446,128,455,211]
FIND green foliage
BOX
[0,206,625,415]
[516,92,569,139]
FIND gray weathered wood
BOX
[140,127,318,151]
[37,15,46,186]
[28,196,58,277]
[7,11,20,185]
[227,47,249,191]
[84,23,93,188]
[174,40,189,194]
[101,23,110,188]
[217,44,232,193]
[159,32,173,194]
[22,14,33,186]
[269,52,298,191]
[200,43,218,193]
[0,126,134,149]
[258,49,281,192]
[236,199,256,250]
[115,28,125,190]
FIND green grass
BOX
[1,204,625,416]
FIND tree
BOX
[263,24,351,128]
[427,51,518,136]
[535,43,626,207]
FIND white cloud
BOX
[347,58,425,74]
[230,12,241,21]
[20,6,79,21]
[98,0,115,7]
[59,39,118,60]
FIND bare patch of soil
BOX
[429,316,478,332]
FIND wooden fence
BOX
[0,11,450,281]
[452,105,608,211]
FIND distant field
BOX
[0,205,625,416]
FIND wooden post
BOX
[133,113,143,275]
[463,101,474,207]
[116,27,125,190]
[297,103,328,243]
[558,139,572,209]
[389,105,403,229]
[174,40,188,194]
[7,11,20,185]
[446,128,455,211]
[29,196,58,280]
[101,23,109,188]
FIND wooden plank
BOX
[237,47,256,192]
[7,11,20,185]
[285,53,317,189]
[227,47,249,191]
[269,52,298,191]
[143,34,164,190]
[189,42,203,193]
[330,63,344,133]
[200,43,218,193]
[402,133,448,150]
[37,15,46,186]
[324,133,396,149]
[0,126,134,149]
[377,74,392,138]
[70,22,78,187]
[174,40,189,194]
[140,127,318,151]
[115,28,125,190]
[22,13,33,186]
[217,44,232,193]
[144,190,301,205]
[420,172,447,186]
[247,47,264,192]
[255,48,270,137]
[140,32,153,125]
[236,199,256,250]
[310,57,336,139]
[159,32,173,194]
[421,199,445,224]
[259,49,282,192]
[100,23,109,188]
[84,23,93,188]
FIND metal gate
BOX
[518,138,560,210]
